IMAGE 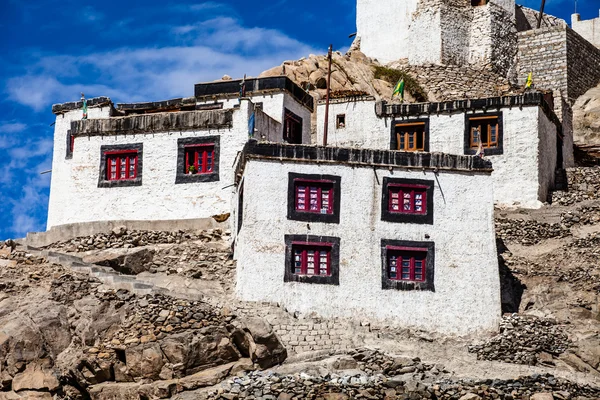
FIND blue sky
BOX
[0,0,597,240]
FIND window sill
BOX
[98,178,142,188]
[175,172,219,184]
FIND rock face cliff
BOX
[573,83,600,160]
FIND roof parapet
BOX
[235,140,493,184]
[70,109,233,137]
[195,76,314,112]
[52,97,113,115]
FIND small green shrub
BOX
[373,66,428,102]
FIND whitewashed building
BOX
[47,77,313,228]
[233,142,501,335]
[316,92,566,208]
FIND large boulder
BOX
[84,248,155,275]
[125,343,165,380]
[11,360,60,392]
[240,317,287,369]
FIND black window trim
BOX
[284,235,340,285]
[175,136,221,184]
[464,111,504,156]
[381,177,434,225]
[390,117,430,152]
[287,172,341,224]
[98,143,143,188]
[381,239,435,292]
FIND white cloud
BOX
[5,17,318,108]
[0,122,26,134]
[11,215,38,237]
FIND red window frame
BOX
[70,134,75,153]
[105,150,139,181]
[294,179,334,214]
[291,242,332,277]
[184,144,215,174]
[388,184,427,214]
[387,246,427,282]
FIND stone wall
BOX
[566,27,600,103]
[517,26,568,94]
[517,26,600,104]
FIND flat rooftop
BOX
[235,141,493,184]
[194,76,314,112]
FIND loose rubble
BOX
[552,166,600,206]
[495,219,571,245]
[45,228,228,252]
[201,367,600,400]
[468,315,571,365]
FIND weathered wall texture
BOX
[47,105,112,230]
[358,0,517,76]
[235,160,500,335]
[566,27,600,103]
[196,93,312,144]
[47,101,254,229]
[572,12,600,49]
[356,0,419,63]
[316,99,557,208]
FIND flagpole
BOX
[323,44,333,147]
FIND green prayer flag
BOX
[393,79,405,100]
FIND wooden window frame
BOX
[381,239,435,292]
[471,0,487,6]
[284,108,303,144]
[98,143,143,188]
[295,179,334,215]
[284,235,340,285]
[464,112,503,156]
[175,136,220,184]
[388,184,428,215]
[336,114,346,129]
[291,241,332,277]
[184,143,215,175]
[105,150,139,181]
[381,177,434,225]
[390,118,429,152]
[287,173,341,224]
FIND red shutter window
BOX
[292,243,332,277]
[295,180,334,214]
[388,185,427,214]
[184,144,215,174]
[387,247,427,282]
[105,151,138,181]
[70,134,75,153]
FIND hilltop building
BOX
[42,0,600,334]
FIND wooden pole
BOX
[537,0,546,29]
[323,44,333,147]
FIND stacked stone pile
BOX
[495,219,571,245]
[468,315,571,365]
[394,63,516,102]
[149,243,235,283]
[45,228,228,252]
[203,369,600,400]
[560,205,600,227]
[552,167,600,206]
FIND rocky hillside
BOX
[573,83,600,160]
[1,165,600,399]
[258,49,517,105]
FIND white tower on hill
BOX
[356,0,517,75]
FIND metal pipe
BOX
[323,44,333,147]
[537,0,546,29]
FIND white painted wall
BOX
[572,12,600,48]
[47,101,253,228]
[316,100,557,208]
[47,105,112,229]
[235,160,500,335]
[197,93,311,144]
[356,0,419,63]
[408,7,443,65]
